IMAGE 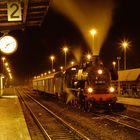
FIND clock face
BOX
[0,35,17,54]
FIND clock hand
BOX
[5,42,14,48]
[6,42,14,46]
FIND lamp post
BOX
[2,57,6,74]
[117,56,121,95]
[117,57,121,71]
[50,55,55,72]
[122,41,128,70]
[90,29,97,55]
[63,47,68,70]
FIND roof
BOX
[118,68,140,81]
[0,0,51,31]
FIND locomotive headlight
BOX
[88,87,93,93]
[98,69,103,74]
[109,87,115,92]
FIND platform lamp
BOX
[63,46,68,70]
[2,57,6,74]
[121,41,129,70]
[50,55,55,72]
[89,28,97,55]
[112,61,116,69]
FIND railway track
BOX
[105,112,140,131]
[17,89,90,140]
[18,87,140,139]
[92,111,140,132]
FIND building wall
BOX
[111,76,140,98]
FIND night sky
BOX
[3,0,140,83]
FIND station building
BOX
[112,68,140,98]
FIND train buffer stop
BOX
[0,88,31,140]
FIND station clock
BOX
[0,35,17,54]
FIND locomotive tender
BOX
[33,55,117,110]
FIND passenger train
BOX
[33,55,118,111]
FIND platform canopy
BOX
[118,68,140,81]
[0,0,51,31]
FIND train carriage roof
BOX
[33,73,55,81]
[54,71,64,77]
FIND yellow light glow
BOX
[90,29,97,36]
[60,66,63,70]
[71,61,74,65]
[112,61,116,65]
[98,69,103,74]
[2,57,6,61]
[5,62,8,66]
[88,87,93,93]
[120,39,131,50]
[122,42,128,48]
[87,54,92,60]
[50,55,55,60]
[63,47,68,52]
[109,87,115,92]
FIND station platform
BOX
[117,96,140,106]
[0,88,31,140]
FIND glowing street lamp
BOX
[5,62,8,67]
[122,41,129,70]
[2,57,5,62]
[2,57,6,73]
[60,66,63,71]
[7,67,11,73]
[90,29,97,36]
[63,46,68,70]
[50,55,55,72]
[71,61,74,66]
[86,54,92,61]
[89,29,97,55]
[112,61,116,69]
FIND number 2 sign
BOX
[7,0,22,21]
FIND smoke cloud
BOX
[53,0,115,56]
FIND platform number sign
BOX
[7,0,22,21]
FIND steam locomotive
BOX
[33,55,117,111]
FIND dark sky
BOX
[4,0,140,82]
